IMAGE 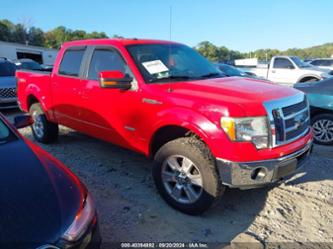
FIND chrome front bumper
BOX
[216,140,313,189]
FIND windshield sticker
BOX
[142,60,169,75]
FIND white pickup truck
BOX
[247,56,333,86]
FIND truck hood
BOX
[303,66,331,74]
[159,77,301,116]
[0,139,83,248]
[0,76,16,88]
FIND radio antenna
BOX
[168,5,173,92]
[169,6,172,41]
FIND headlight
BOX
[62,194,95,241]
[221,116,269,149]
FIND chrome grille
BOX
[264,93,310,147]
[0,87,16,98]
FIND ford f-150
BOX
[16,39,313,214]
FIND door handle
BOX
[271,70,276,73]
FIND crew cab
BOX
[17,39,313,214]
[247,56,333,86]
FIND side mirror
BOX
[288,65,295,69]
[99,71,132,90]
[13,115,33,129]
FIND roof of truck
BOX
[62,38,180,48]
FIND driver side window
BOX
[273,58,294,69]
[88,49,132,80]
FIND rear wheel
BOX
[29,103,59,143]
[311,113,333,145]
[153,137,224,215]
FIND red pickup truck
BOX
[17,39,313,214]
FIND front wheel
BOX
[29,103,59,143]
[311,113,333,145]
[153,137,224,215]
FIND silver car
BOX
[0,59,17,109]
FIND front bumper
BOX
[216,140,313,189]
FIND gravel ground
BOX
[3,109,333,248]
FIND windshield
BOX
[218,64,242,76]
[126,43,223,83]
[0,61,16,77]
[290,56,310,68]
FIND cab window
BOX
[59,49,85,77]
[88,49,131,80]
[273,58,294,69]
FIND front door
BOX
[269,57,298,85]
[79,46,141,150]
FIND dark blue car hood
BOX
[0,140,82,249]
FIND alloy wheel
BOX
[32,111,45,138]
[161,155,203,204]
[312,119,333,143]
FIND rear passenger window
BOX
[59,49,85,77]
[88,49,130,80]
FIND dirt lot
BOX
[3,109,333,248]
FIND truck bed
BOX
[16,70,52,113]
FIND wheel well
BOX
[299,76,319,83]
[27,95,39,109]
[310,106,333,118]
[150,126,194,158]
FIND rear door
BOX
[51,47,87,129]
[268,57,298,85]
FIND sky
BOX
[2,0,332,52]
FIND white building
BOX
[234,58,258,67]
[0,41,58,65]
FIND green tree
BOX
[12,23,27,44]
[196,41,221,62]
[28,27,45,46]
[0,19,14,42]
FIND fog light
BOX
[251,167,267,181]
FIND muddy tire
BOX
[29,103,59,143]
[153,137,224,215]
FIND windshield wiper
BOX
[199,72,225,79]
[149,75,193,83]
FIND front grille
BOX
[264,93,310,147]
[282,99,307,117]
[0,87,16,98]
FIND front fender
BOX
[149,107,229,158]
